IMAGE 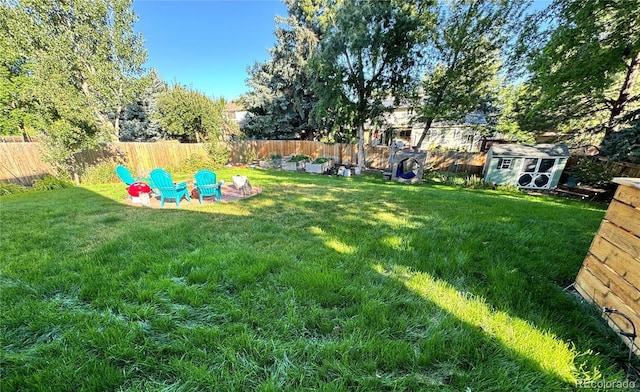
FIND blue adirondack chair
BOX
[116,165,157,195]
[193,169,224,205]
[116,165,144,186]
[149,168,191,208]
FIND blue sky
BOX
[133,0,552,102]
[133,0,288,101]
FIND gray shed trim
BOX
[489,144,569,158]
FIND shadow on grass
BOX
[0,173,633,390]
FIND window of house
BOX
[498,158,513,169]
[399,129,411,138]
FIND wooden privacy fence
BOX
[0,142,54,185]
[1,140,489,184]
[574,178,640,356]
[228,140,359,166]
[612,161,640,178]
[228,140,487,173]
[0,142,208,185]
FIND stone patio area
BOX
[124,182,262,209]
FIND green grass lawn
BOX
[1,169,636,391]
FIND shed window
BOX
[539,158,555,173]
[523,158,538,172]
[497,158,513,169]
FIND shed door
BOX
[516,158,556,189]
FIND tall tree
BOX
[1,0,148,181]
[1,0,147,139]
[156,84,228,143]
[0,5,42,137]
[413,0,528,150]
[242,0,327,140]
[311,0,431,170]
[516,0,640,145]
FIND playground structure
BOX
[388,144,427,184]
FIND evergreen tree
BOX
[119,70,167,142]
[242,0,326,140]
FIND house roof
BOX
[489,143,569,158]
[224,101,244,112]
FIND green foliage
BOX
[156,84,227,143]
[204,141,231,168]
[311,0,430,168]
[425,171,505,190]
[1,0,148,179]
[1,0,148,139]
[270,153,282,160]
[600,107,640,163]
[516,0,640,141]
[289,154,310,162]
[119,70,168,142]
[80,162,120,185]
[242,0,326,140]
[0,54,44,137]
[0,182,30,196]
[312,157,331,164]
[492,85,535,142]
[32,175,74,191]
[39,120,103,182]
[564,157,618,189]
[414,0,527,149]
[164,153,215,176]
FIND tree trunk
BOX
[606,51,640,134]
[414,117,435,151]
[357,123,365,171]
[113,105,122,141]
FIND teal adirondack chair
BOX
[193,169,224,205]
[149,168,191,207]
[116,165,144,186]
[116,165,157,195]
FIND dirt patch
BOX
[123,183,262,209]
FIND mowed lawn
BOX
[0,169,634,391]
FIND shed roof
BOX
[489,143,569,158]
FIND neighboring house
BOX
[224,101,248,127]
[366,100,511,152]
[483,144,570,190]
[365,99,413,147]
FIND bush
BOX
[166,153,214,175]
[565,157,617,189]
[81,162,119,185]
[425,171,500,190]
[312,157,332,164]
[32,175,74,191]
[0,182,31,196]
[205,141,231,168]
